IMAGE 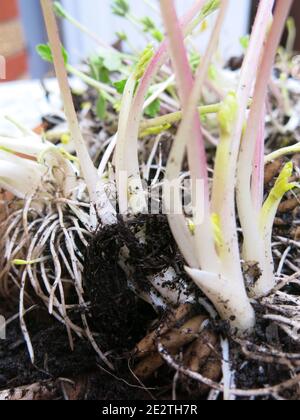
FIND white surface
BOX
[0,79,61,136]
[0,78,87,136]
[61,0,251,64]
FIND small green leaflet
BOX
[89,50,122,83]
[113,79,127,94]
[145,98,160,118]
[36,44,68,65]
[150,29,163,43]
[116,31,128,42]
[111,0,130,17]
[90,56,110,83]
[141,16,156,31]
[140,17,163,42]
[240,35,250,50]
[101,50,122,72]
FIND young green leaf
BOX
[116,31,128,42]
[89,56,110,83]
[100,50,122,72]
[240,35,250,50]
[111,0,130,17]
[145,98,161,118]
[36,44,53,62]
[141,16,156,31]
[150,29,164,42]
[113,79,128,94]
[36,43,68,65]
[141,17,164,42]
[89,50,122,83]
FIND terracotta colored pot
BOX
[0,0,19,22]
[0,0,28,81]
[0,192,13,223]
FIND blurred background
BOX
[0,0,300,81]
[0,0,253,80]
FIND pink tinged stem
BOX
[213,0,275,278]
[178,0,230,203]
[40,0,97,189]
[133,0,207,114]
[251,107,266,212]
[125,0,207,180]
[160,0,206,182]
[41,0,116,227]
[160,0,221,272]
[237,0,294,260]
[231,0,275,161]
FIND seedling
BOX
[0,0,298,374]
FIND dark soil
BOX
[1,208,299,399]
[1,111,299,399]
[84,214,195,351]
[0,313,149,399]
[0,215,191,399]
[232,307,300,400]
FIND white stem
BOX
[161,0,225,273]
[186,267,255,334]
[237,0,294,297]
[115,0,208,216]
[265,142,300,164]
[114,74,147,214]
[175,0,229,272]
[41,0,116,225]
[143,75,175,109]
[212,0,275,278]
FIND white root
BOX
[0,382,60,401]
[149,267,195,306]
[220,338,236,401]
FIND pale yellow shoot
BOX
[134,45,154,81]
[12,259,40,266]
[260,162,298,229]
[218,91,238,137]
[211,212,224,251]
[187,219,196,236]
[140,123,171,138]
